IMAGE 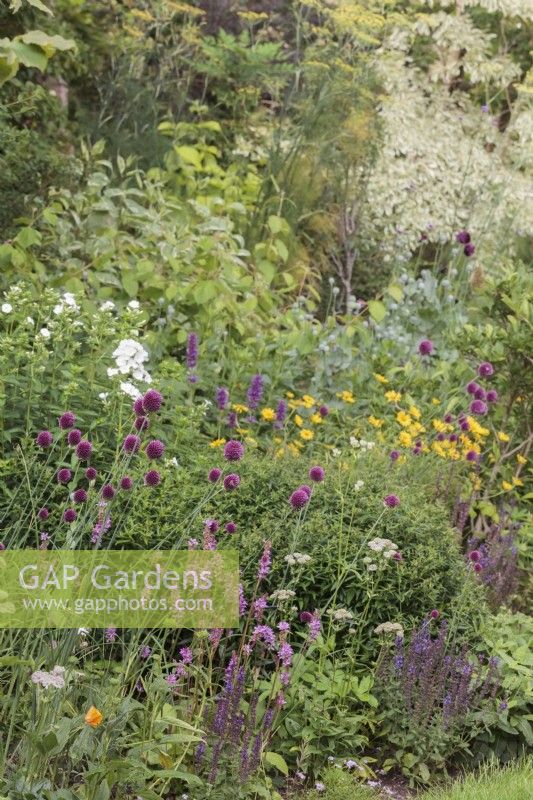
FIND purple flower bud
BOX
[474,387,486,400]
[134,415,149,432]
[456,230,471,244]
[464,243,475,257]
[478,361,494,378]
[224,473,240,491]
[76,440,93,460]
[120,476,133,490]
[225,522,237,534]
[467,381,480,395]
[290,488,309,509]
[418,339,434,356]
[101,484,115,500]
[85,467,97,481]
[319,405,329,417]
[208,467,222,483]
[67,428,82,446]
[430,609,440,619]
[133,397,144,415]
[300,611,313,623]
[144,470,161,487]
[390,450,400,461]
[216,387,229,410]
[486,390,498,403]
[224,440,244,462]
[466,450,478,462]
[383,494,400,508]
[123,434,141,454]
[57,468,72,484]
[142,389,163,413]
[63,508,77,523]
[145,439,165,460]
[469,550,481,562]
[72,488,87,504]
[246,374,264,410]
[309,465,325,482]
[470,399,488,415]
[38,507,49,521]
[36,430,53,448]
[186,332,198,369]
[58,411,76,430]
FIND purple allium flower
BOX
[38,507,49,521]
[63,508,77,523]
[466,381,479,395]
[309,465,325,483]
[224,440,244,462]
[72,488,87,504]
[474,387,486,400]
[456,230,471,244]
[436,432,446,441]
[246,374,264,410]
[216,387,229,410]
[430,609,440,619]
[444,414,453,423]
[67,428,82,446]
[140,645,151,660]
[57,468,72,484]
[278,621,290,633]
[145,439,165,460]
[474,562,483,573]
[469,550,481,562]
[123,434,141,454]
[186,332,198,369]
[205,518,220,534]
[319,404,329,417]
[299,611,313,624]
[144,470,161,487]
[290,488,309,509]
[58,411,76,430]
[76,440,93,460]
[487,389,498,403]
[208,467,222,483]
[449,433,458,442]
[134,415,149,432]
[223,473,240,491]
[36,430,53,448]
[101,484,115,500]
[393,551,403,561]
[384,494,400,508]
[470,399,488,415]
[464,243,475,257]
[478,361,494,378]
[85,467,97,481]
[142,389,163,413]
[299,484,312,498]
[466,450,479,462]
[257,541,272,581]
[225,522,237,534]
[133,397,144,416]
[0,543,5,551]
[418,339,434,356]
[460,420,470,432]
[105,627,117,643]
[390,449,400,461]
[120,476,133,490]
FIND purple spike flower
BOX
[186,332,198,369]
[216,387,229,410]
[246,374,264,410]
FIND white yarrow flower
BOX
[1,303,12,313]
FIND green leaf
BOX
[267,215,283,234]
[7,41,48,71]
[15,226,42,249]
[418,763,430,782]
[387,284,403,302]
[264,751,288,776]
[175,145,202,168]
[193,280,218,304]
[122,273,139,297]
[20,31,75,53]
[368,300,386,323]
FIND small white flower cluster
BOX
[107,339,152,390]
[364,538,400,571]
[53,292,80,315]
[374,621,404,638]
[284,552,312,566]
[354,479,365,492]
[1,302,12,314]
[350,437,375,451]
[31,665,66,689]
[328,607,354,622]
[270,589,296,602]
[100,300,116,312]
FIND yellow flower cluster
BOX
[337,390,355,403]
[209,438,226,448]
[384,390,401,403]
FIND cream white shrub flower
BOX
[31,665,66,689]
[374,622,404,638]
[108,339,152,385]
[53,293,80,315]
[1,303,12,313]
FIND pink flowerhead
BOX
[134,415,149,432]
[76,440,93,460]
[473,562,483,573]
[418,339,434,356]
[120,476,133,491]
[57,468,72,484]
[223,440,244,462]
[383,494,400,508]
[38,507,49,521]
[466,450,478,462]
[208,467,222,483]
[469,550,481,562]
[466,381,479,395]
[101,484,115,500]
[430,609,440,620]
[144,470,161,487]
[123,434,141,454]
[72,488,87,504]
[319,405,329,417]
[145,439,165,460]
[290,488,309,509]
[486,390,498,403]
[36,430,53,448]
[58,411,76,430]
[85,467,97,481]
[133,397,144,415]
[223,473,240,491]
[225,522,237,534]
[470,399,487,416]
[477,361,494,378]
[142,389,163,413]
[67,429,82,446]
[309,465,325,482]
[63,508,77,523]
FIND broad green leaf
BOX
[193,280,218,304]
[7,41,47,71]
[20,31,76,53]
[368,299,386,323]
[264,751,288,776]
[175,145,202,168]
[387,283,403,302]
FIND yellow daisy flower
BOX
[294,414,303,427]
[373,373,389,384]
[232,403,248,414]
[209,438,226,448]
[368,415,384,428]
[260,407,275,422]
[497,431,510,442]
[396,411,411,427]
[310,413,323,425]
[385,390,401,403]
[501,480,513,491]
[300,429,314,441]
[517,454,527,465]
